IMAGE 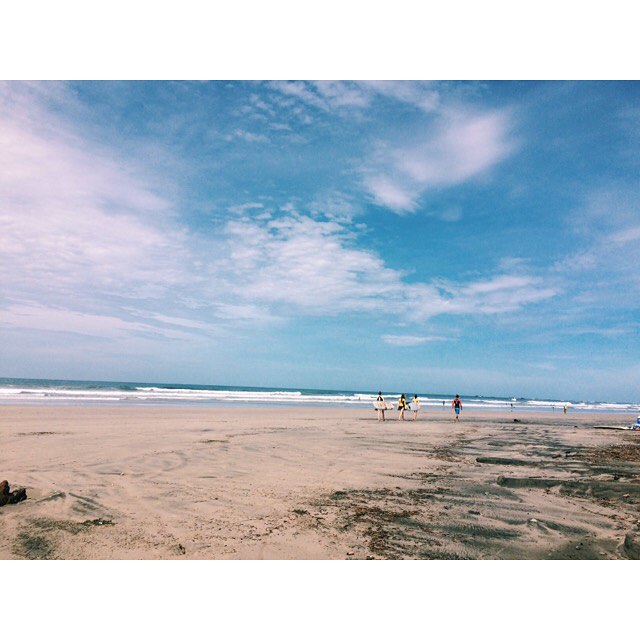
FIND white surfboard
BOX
[373,401,394,410]
[408,402,420,411]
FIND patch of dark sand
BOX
[545,538,609,560]
[442,522,522,541]
[68,492,109,515]
[13,532,55,559]
[315,488,450,558]
[316,483,528,559]
[36,491,66,503]
[428,445,464,462]
[476,456,545,467]
[28,517,114,534]
[12,518,113,559]
[16,431,58,436]
[309,469,631,559]
[497,476,640,498]
[577,443,640,465]
[622,530,640,559]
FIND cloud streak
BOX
[382,335,448,346]
[363,108,516,212]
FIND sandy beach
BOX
[1,406,639,560]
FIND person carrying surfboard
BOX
[398,394,409,421]
[375,391,386,422]
[452,394,462,421]
[411,395,420,421]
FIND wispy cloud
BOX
[0,304,197,341]
[405,274,558,320]
[217,214,402,314]
[556,186,640,302]
[267,80,441,114]
[214,213,558,320]
[225,128,270,143]
[363,108,516,213]
[268,81,370,112]
[0,83,190,309]
[382,334,448,346]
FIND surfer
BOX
[398,394,408,421]
[411,395,420,421]
[563,404,568,414]
[376,391,386,422]
[452,394,462,421]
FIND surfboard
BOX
[408,402,420,411]
[373,401,394,410]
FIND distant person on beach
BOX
[563,404,568,414]
[411,395,420,421]
[452,394,462,421]
[398,394,408,421]
[376,391,386,422]
[442,400,445,409]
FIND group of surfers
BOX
[375,392,463,422]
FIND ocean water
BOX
[0,377,637,413]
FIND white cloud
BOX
[609,225,640,244]
[363,175,418,212]
[531,363,557,371]
[359,81,441,113]
[363,109,516,213]
[267,80,441,114]
[382,335,447,346]
[556,186,640,301]
[227,202,265,215]
[208,213,558,320]
[217,214,403,313]
[225,128,270,143]
[1,304,195,341]
[405,274,558,320]
[260,82,516,215]
[0,83,190,306]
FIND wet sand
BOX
[1,406,639,559]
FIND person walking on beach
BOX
[563,404,568,414]
[376,391,386,422]
[411,395,420,421]
[398,394,408,421]
[452,394,462,421]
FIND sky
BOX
[1,80,639,401]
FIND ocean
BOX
[0,377,637,412]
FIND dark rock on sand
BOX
[0,480,28,506]
[623,530,640,560]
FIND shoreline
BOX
[1,406,639,559]
[0,401,635,415]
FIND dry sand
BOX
[1,406,639,559]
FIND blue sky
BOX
[1,81,638,400]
